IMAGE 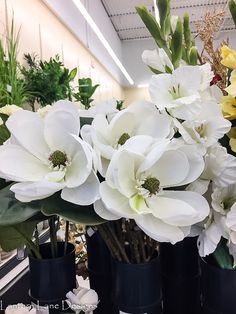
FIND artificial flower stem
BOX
[34,225,40,252]
[49,217,58,258]
[64,220,69,256]
[106,223,130,263]
[97,224,122,261]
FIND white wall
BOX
[43,0,125,85]
[122,38,155,87]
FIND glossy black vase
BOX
[201,257,236,314]
[160,237,201,314]
[29,242,76,307]
[112,255,162,314]
[86,229,118,314]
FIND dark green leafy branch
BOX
[21,53,77,107]
[73,77,99,109]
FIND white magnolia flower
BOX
[149,65,213,120]
[95,135,209,244]
[5,304,36,314]
[187,144,236,194]
[142,48,174,73]
[0,100,99,204]
[0,104,22,116]
[81,101,172,176]
[174,101,231,152]
[37,105,52,118]
[78,99,118,122]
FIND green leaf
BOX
[0,124,10,145]
[229,0,236,27]
[0,221,36,251]
[170,17,183,68]
[157,0,170,34]
[136,6,168,55]
[213,238,234,270]
[0,113,9,123]
[183,13,191,50]
[0,185,41,226]
[69,68,77,81]
[148,66,163,75]
[40,192,106,225]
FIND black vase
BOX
[86,229,118,314]
[29,242,76,307]
[201,257,236,314]
[112,255,162,314]
[160,237,201,314]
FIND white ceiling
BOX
[101,0,235,41]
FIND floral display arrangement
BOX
[1,0,236,313]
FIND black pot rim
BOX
[29,241,75,262]
[201,256,236,273]
[113,252,159,267]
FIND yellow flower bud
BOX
[221,45,236,69]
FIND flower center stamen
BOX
[118,133,130,145]
[169,84,181,99]
[49,150,68,168]
[142,177,160,195]
[195,123,206,138]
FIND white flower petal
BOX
[65,136,92,188]
[137,138,170,173]
[61,171,100,205]
[226,203,236,231]
[44,104,80,156]
[80,124,93,146]
[176,145,205,186]
[94,199,121,220]
[6,110,49,161]
[100,181,136,219]
[198,223,222,257]
[11,181,64,202]
[186,179,210,195]
[0,145,49,181]
[162,190,210,223]
[146,149,190,187]
[147,195,197,226]
[135,214,186,244]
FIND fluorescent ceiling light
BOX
[137,84,148,88]
[72,0,134,85]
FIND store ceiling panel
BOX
[101,0,234,41]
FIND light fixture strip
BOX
[72,0,134,85]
